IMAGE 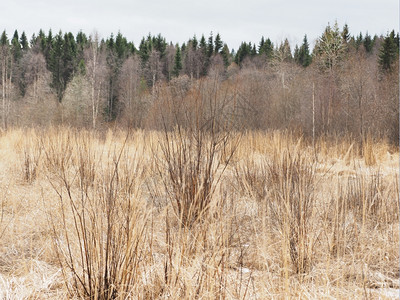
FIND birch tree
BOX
[0,31,10,129]
[84,33,107,128]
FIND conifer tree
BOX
[115,32,128,60]
[192,35,198,50]
[342,24,350,44]
[199,35,207,55]
[221,43,230,67]
[20,32,29,50]
[11,30,22,62]
[378,30,398,72]
[207,32,214,57]
[363,33,375,53]
[173,45,182,77]
[355,32,363,50]
[235,42,251,65]
[251,44,257,56]
[314,22,346,70]
[295,35,312,67]
[259,38,274,59]
[49,31,64,101]
[139,37,150,63]
[214,33,223,54]
[43,29,53,66]
[258,36,265,53]
[154,34,166,57]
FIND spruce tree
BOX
[199,35,207,55]
[0,31,9,49]
[115,32,128,59]
[294,45,300,63]
[296,35,312,67]
[355,32,363,50]
[258,36,265,53]
[235,42,251,65]
[11,30,22,62]
[214,33,223,54]
[207,32,214,57]
[192,35,198,50]
[139,37,150,63]
[378,31,398,72]
[49,32,64,101]
[173,45,182,77]
[20,32,29,50]
[342,24,350,44]
[363,33,374,53]
[251,43,257,56]
[221,44,230,67]
[259,38,273,59]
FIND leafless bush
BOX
[44,129,148,298]
[157,77,238,228]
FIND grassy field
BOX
[0,127,398,299]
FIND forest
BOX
[0,22,398,142]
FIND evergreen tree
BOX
[115,31,128,59]
[20,32,29,50]
[258,36,265,53]
[207,32,214,57]
[293,45,300,63]
[363,32,375,53]
[139,37,150,63]
[295,35,312,67]
[38,29,46,53]
[43,29,53,66]
[49,31,64,100]
[355,32,363,50]
[214,33,223,54]
[11,30,22,62]
[154,33,166,57]
[314,22,346,70]
[173,45,182,77]
[221,43,230,67]
[251,43,257,56]
[192,35,198,50]
[62,32,77,79]
[199,35,207,55]
[127,42,136,54]
[30,33,37,48]
[342,23,350,44]
[259,38,274,59]
[378,30,398,72]
[235,42,251,65]
[0,31,9,49]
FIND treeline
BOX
[0,22,398,143]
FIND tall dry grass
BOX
[0,127,397,298]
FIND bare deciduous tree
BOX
[84,33,107,128]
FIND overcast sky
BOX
[1,0,398,50]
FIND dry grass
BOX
[0,127,398,299]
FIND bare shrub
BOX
[157,78,238,228]
[44,129,148,298]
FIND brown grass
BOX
[0,127,398,299]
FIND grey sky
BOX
[1,0,398,50]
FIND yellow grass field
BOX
[0,127,398,299]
